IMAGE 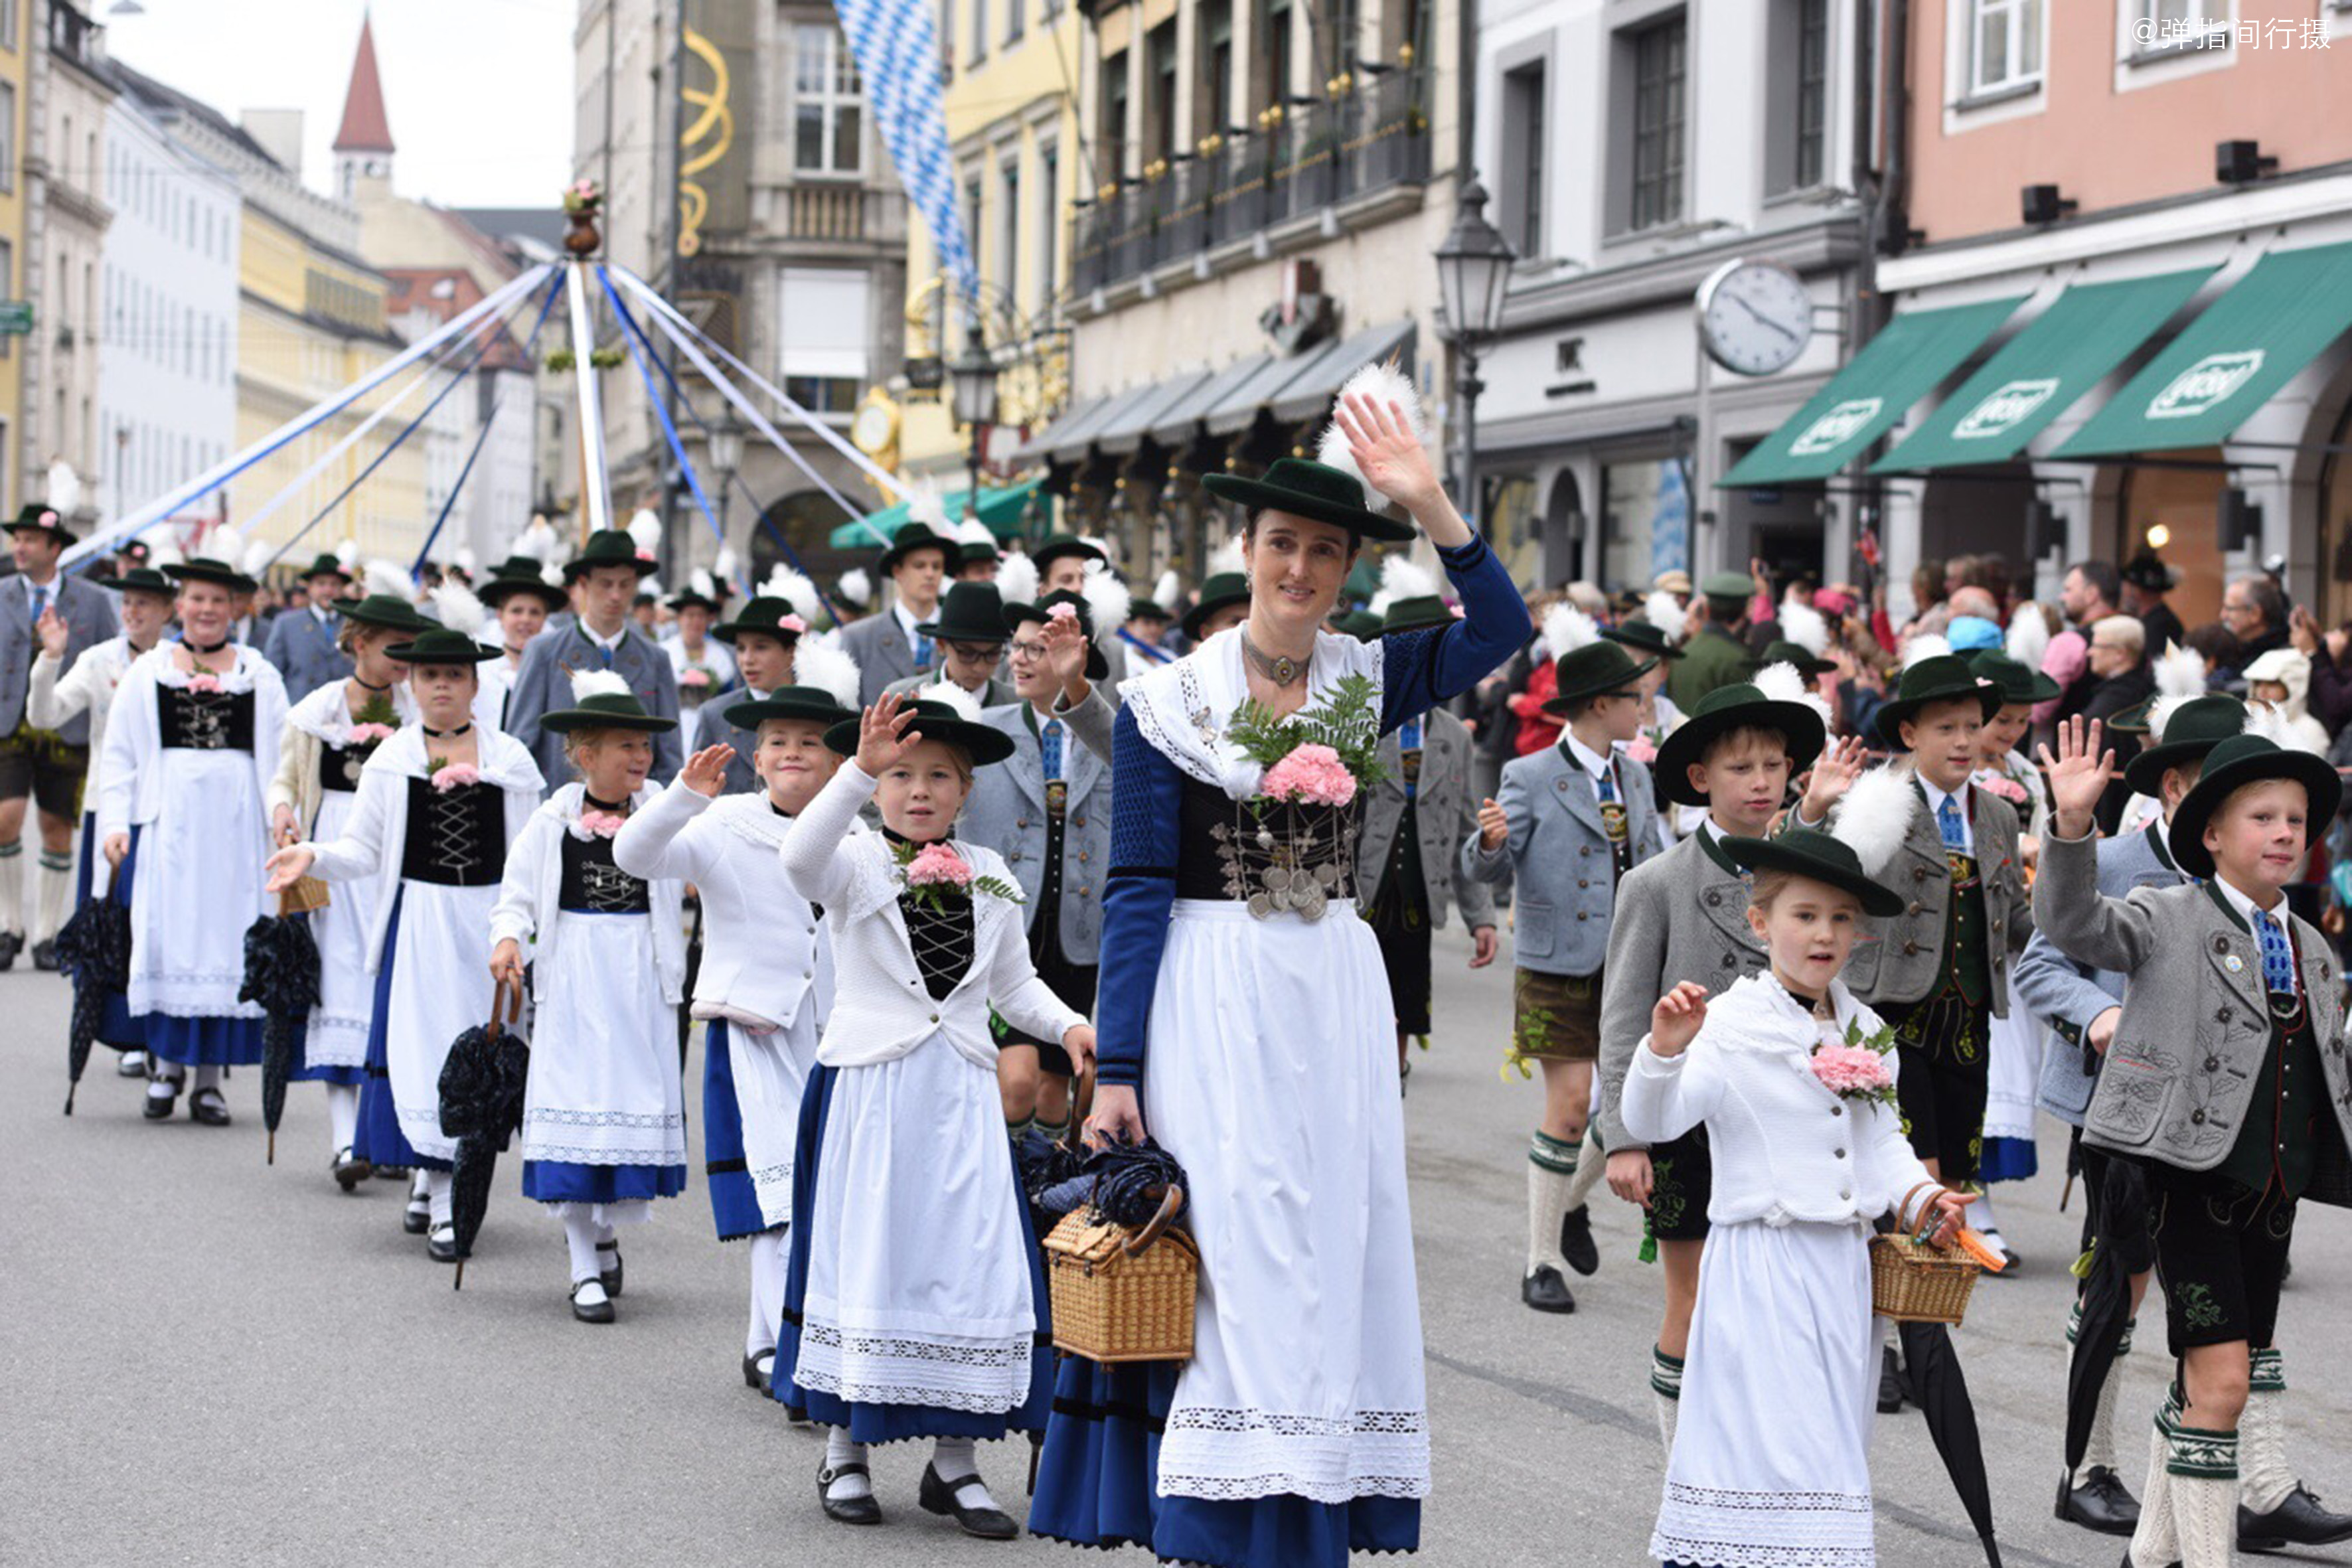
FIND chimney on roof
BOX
[241,108,303,178]
[333,11,394,202]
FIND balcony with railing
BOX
[1071,68,1432,297]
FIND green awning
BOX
[2053,240,2352,459]
[1719,296,2027,487]
[829,479,1046,549]
[1870,268,2214,473]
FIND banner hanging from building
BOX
[830,0,980,312]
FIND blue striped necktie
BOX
[1936,793,1966,849]
[2256,907,2296,996]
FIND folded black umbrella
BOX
[2066,1156,2152,1474]
[1898,1319,2003,1568]
[53,898,132,1116]
[437,977,529,1291]
[239,912,321,1164]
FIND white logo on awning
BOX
[2147,351,2264,420]
[1788,398,1883,456]
[1953,378,2060,440]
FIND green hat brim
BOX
[878,532,953,574]
[1030,536,1107,570]
[1721,832,1906,919]
[1544,649,1659,714]
[1200,472,1416,544]
[562,551,656,582]
[481,578,569,611]
[383,633,502,665]
[1379,595,1454,636]
[2168,744,2341,880]
[1607,625,1686,661]
[95,570,176,597]
[823,708,1017,767]
[1873,679,2003,750]
[721,690,856,732]
[1182,589,1251,643]
[540,698,678,734]
[2122,738,2222,799]
[1003,603,1109,679]
[1652,698,1828,808]
[163,560,257,594]
[7,520,76,546]
[712,620,806,647]
[341,595,435,633]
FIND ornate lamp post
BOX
[948,334,1001,526]
[1434,179,1516,540]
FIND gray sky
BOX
[106,0,574,210]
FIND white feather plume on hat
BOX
[568,668,631,704]
[2142,641,2211,745]
[1830,767,1919,878]
[1314,359,1429,513]
[904,483,949,536]
[920,681,983,722]
[513,516,558,563]
[2006,602,2050,669]
[1367,555,1437,617]
[363,559,412,602]
[1642,591,1688,645]
[1752,661,1834,727]
[791,633,862,708]
[1902,633,1952,669]
[626,509,663,554]
[994,550,1038,606]
[688,568,717,601]
[540,562,566,589]
[761,563,824,625]
[1778,600,1830,658]
[431,580,486,639]
[1541,601,1599,659]
[147,542,184,570]
[1152,569,1180,608]
[2240,700,2302,750]
[955,517,996,550]
[714,544,739,586]
[1081,559,1131,637]
[836,567,872,609]
[452,545,477,577]
[335,536,360,566]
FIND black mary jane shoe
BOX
[742,1352,773,1393]
[31,938,58,971]
[0,929,23,970]
[188,1086,232,1127]
[2055,1466,2141,1536]
[143,1081,183,1121]
[402,1196,431,1235]
[596,1238,623,1298]
[2242,1485,2352,1550]
[1521,1265,1576,1314]
[817,1462,881,1526]
[1877,1346,1909,1414]
[116,1051,149,1078]
[427,1224,460,1264]
[919,1462,1018,1540]
[1559,1205,1601,1277]
[570,1280,616,1325]
[333,1148,372,1192]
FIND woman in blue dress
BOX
[1031,375,1529,1565]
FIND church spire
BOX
[333,12,394,200]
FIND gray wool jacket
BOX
[1352,706,1494,933]
[1462,740,1660,979]
[1831,775,2025,1014]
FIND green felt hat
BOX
[562,529,657,582]
[95,566,177,598]
[1747,639,1836,678]
[297,552,353,584]
[712,595,809,646]
[959,538,1001,567]
[1873,654,2002,749]
[1182,572,1251,642]
[1127,598,1171,622]
[1029,534,1107,572]
[1700,571,1753,613]
[916,580,1012,645]
[383,627,502,666]
[721,684,858,732]
[479,556,570,611]
[341,593,436,633]
[1607,619,1686,662]
[8,503,74,547]
[667,584,720,613]
[2122,694,2247,798]
[1723,828,1905,919]
[540,684,679,734]
[2167,733,2341,880]
[1544,640,1656,714]
[1332,610,1384,642]
[1966,650,2059,706]
[823,696,1016,767]
[1379,595,1454,636]
[162,554,256,594]
[876,521,953,574]
[1202,457,1416,544]
[1652,682,1828,808]
[1004,589,1109,679]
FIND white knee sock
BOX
[325,1083,359,1152]
[409,1170,430,1203]
[2067,1303,2131,1483]
[1650,1346,1684,1456]
[2164,1419,2238,1568]
[932,1436,996,1509]
[34,846,70,943]
[2240,1348,2294,1514]
[191,1064,220,1093]
[1561,1124,1605,1212]
[0,838,24,936]
[1971,1186,2003,1239]
[562,1211,602,1283]
[2128,1403,2179,1568]
[746,1229,787,1360]
[425,1171,453,1228]
[824,1427,872,1499]
[1526,1131,1577,1275]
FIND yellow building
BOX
[893,0,1083,485]
[0,0,34,508]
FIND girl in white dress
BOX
[98,552,287,1127]
[775,688,1094,1539]
[266,629,544,1260]
[490,670,686,1324]
[1624,827,1974,1568]
[266,593,428,1186]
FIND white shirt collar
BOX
[310,602,333,625]
[1563,730,1614,781]
[580,619,626,655]
[892,599,930,650]
[2213,873,2286,929]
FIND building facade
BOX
[23,0,114,518]
[0,0,31,510]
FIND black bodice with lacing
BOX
[401,777,504,886]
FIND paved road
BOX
[7,929,2349,1567]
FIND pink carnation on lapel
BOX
[1260,744,1358,807]
[430,761,482,793]
[579,809,627,838]
[347,722,396,744]
[905,842,975,888]
[185,674,224,694]
[1810,1043,1893,1097]
[680,667,712,688]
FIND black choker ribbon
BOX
[185,639,230,656]
[351,674,392,693]
[422,722,473,739]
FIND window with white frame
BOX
[793,25,864,175]
[777,267,871,411]
[1968,0,2043,95]
[2132,0,2229,51]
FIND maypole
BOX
[562,181,613,546]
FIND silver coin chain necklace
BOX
[1240,630,1307,688]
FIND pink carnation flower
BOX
[185,674,224,694]
[779,614,807,634]
[1624,734,1659,765]
[579,809,627,838]
[1981,776,2028,805]
[346,722,396,744]
[430,761,482,793]
[1260,744,1359,808]
[1810,1043,1894,1098]
[1047,602,1079,622]
[905,842,975,889]
[680,667,712,688]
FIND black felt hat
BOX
[479,556,570,611]
[1608,620,1686,662]
[1202,457,1416,544]
[1182,572,1251,641]
[562,529,657,582]
[1873,654,2003,749]
[2122,550,2175,593]
[540,678,680,734]
[667,584,720,613]
[8,503,74,547]
[1723,828,1905,918]
[341,593,436,633]
[917,581,1012,645]
[1379,595,1454,636]
[162,554,256,594]
[823,695,1016,766]
[2122,694,2247,798]
[297,552,353,584]
[721,684,858,732]
[1004,589,1109,679]
[1652,682,1828,808]
[1127,598,1172,622]
[1543,641,1656,714]
[1030,534,1107,573]
[2167,732,2341,879]
[1966,650,2059,706]
[712,595,809,646]
[383,627,502,665]
[876,521,953,573]
[95,566,176,597]
[1746,639,1836,678]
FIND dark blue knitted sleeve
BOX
[1094,704,1183,1087]
[1379,534,1531,734]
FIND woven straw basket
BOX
[1869,1182,1984,1325]
[1044,1186,1200,1364]
[278,878,331,915]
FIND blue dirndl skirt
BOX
[1979,1135,2038,1184]
[702,1019,770,1240]
[770,1061,1055,1444]
[353,887,449,1173]
[1030,1359,1421,1566]
[522,1162,688,1204]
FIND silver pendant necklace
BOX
[1240,630,1306,688]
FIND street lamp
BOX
[949,333,1000,525]
[705,419,744,574]
[1434,178,1516,541]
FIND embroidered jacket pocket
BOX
[2088,1041,2177,1146]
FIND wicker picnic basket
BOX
[1044,1185,1200,1364]
[1869,1182,1984,1325]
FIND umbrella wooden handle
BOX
[487,972,523,1034]
[1121,1185,1184,1257]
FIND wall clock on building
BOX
[850,390,901,462]
[1695,258,1814,377]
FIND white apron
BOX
[733,1008,820,1229]
[129,745,268,1020]
[518,906,684,1171]
[303,785,378,1070]
[384,880,500,1164]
